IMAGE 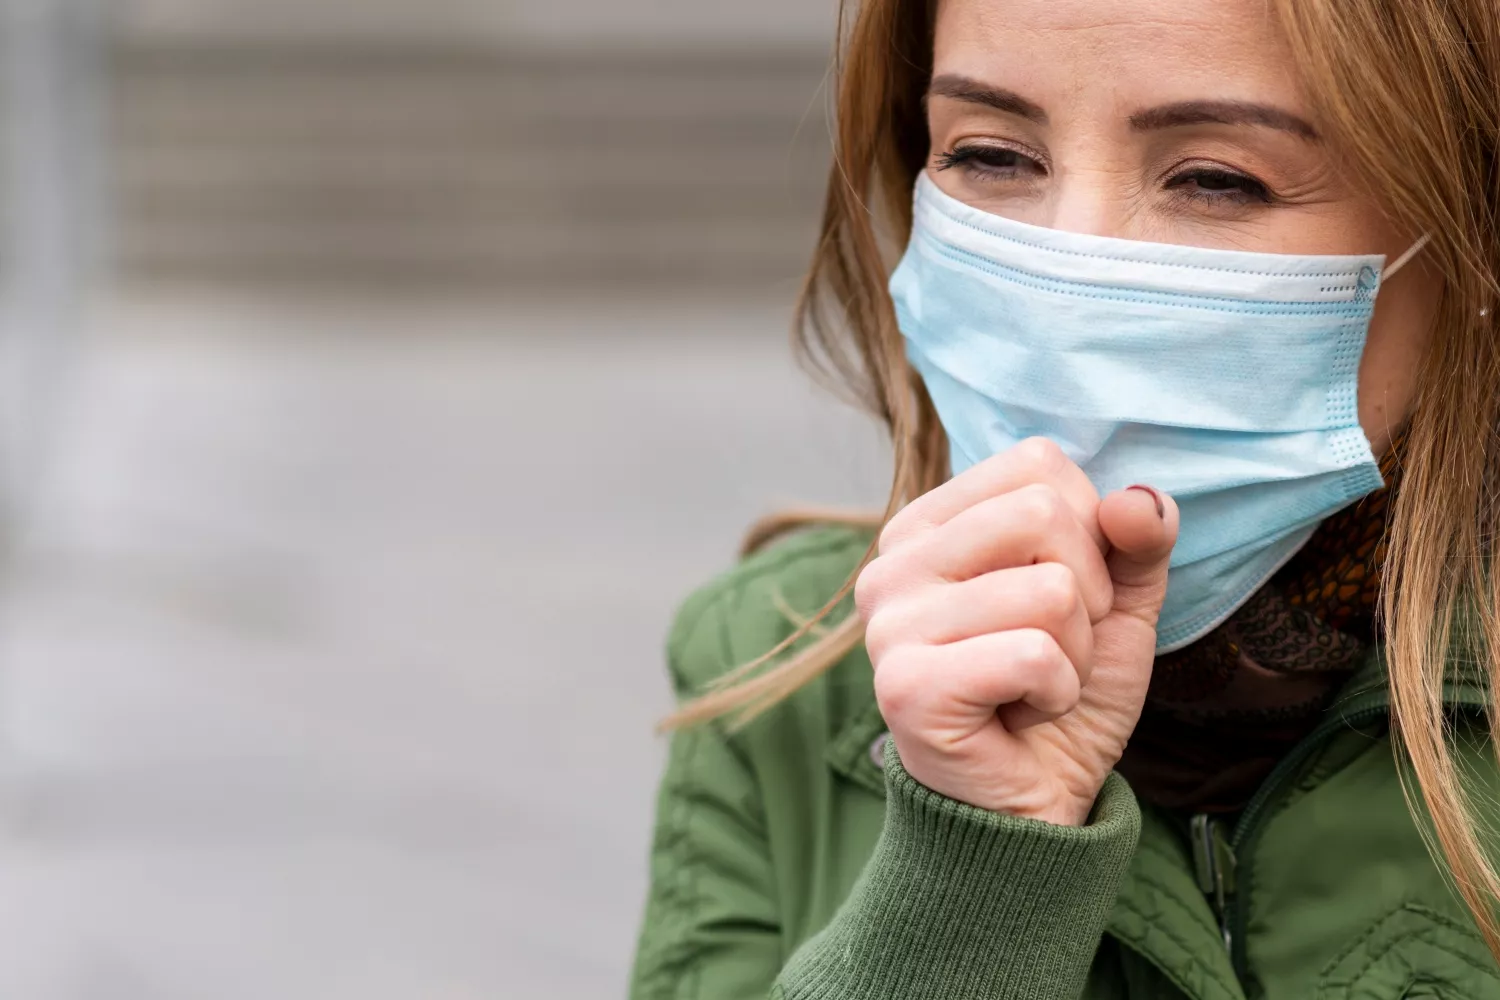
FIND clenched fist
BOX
[856,437,1179,826]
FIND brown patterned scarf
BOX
[1116,454,1397,814]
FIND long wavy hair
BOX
[664,0,1500,957]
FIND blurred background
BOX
[0,2,890,997]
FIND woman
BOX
[631,0,1500,996]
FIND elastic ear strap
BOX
[1382,233,1431,279]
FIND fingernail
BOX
[1126,484,1165,519]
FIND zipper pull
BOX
[1190,814,1237,953]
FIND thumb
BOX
[1098,484,1179,626]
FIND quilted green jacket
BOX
[630,525,1500,999]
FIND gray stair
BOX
[111,46,835,289]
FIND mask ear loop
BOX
[1382,234,1492,319]
[1379,234,1492,318]
[1382,233,1431,280]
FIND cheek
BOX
[1357,261,1441,455]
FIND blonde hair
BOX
[664,0,1500,958]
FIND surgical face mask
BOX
[891,173,1426,652]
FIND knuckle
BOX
[1013,482,1068,529]
[1030,563,1080,622]
[1015,629,1079,709]
[859,548,927,614]
[1013,436,1066,476]
[1015,628,1064,673]
[864,595,925,662]
[877,515,908,554]
[861,607,897,660]
[873,650,926,718]
[878,504,925,554]
[854,556,895,621]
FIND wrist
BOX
[892,744,1103,826]
[1004,796,1094,827]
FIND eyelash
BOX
[934,144,1275,206]
[1164,165,1273,205]
[934,144,1041,181]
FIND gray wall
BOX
[118,0,838,47]
[108,1,838,290]
[0,4,877,999]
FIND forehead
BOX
[933,0,1305,109]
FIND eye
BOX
[1163,165,1274,205]
[934,143,1046,183]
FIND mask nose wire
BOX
[1381,233,1431,280]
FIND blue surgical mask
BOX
[891,173,1426,652]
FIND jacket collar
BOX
[1333,642,1489,717]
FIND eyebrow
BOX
[926,76,1318,142]
[927,74,1048,124]
[1129,100,1320,140]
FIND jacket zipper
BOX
[1209,681,1485,980]
[1189,813,1236,952]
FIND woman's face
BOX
[925,0,1441,455]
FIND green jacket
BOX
[630,525,1500,999]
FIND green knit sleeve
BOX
[773,741,1141,999]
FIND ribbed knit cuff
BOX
[775,744,1141,1000]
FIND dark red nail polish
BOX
[1126,484,1165,518]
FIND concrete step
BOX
[111,45,834,289]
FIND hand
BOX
[856,437,1179,826]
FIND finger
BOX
[856,484,1112,625]
[880,437,1102,553]
[1098,484,1180,626]
[875,628,1081,726]
[920,483,1113,620]
[864,562,1096,678]
[859,483,1112,625]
